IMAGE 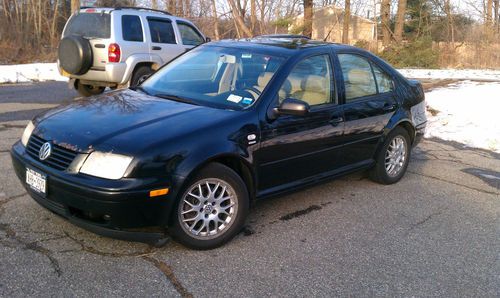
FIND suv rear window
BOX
[122,15,143,42]
[64,13,111,38]
[147,18,176,44]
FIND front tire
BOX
[171,163,249,249]
[370,126,411,184]
[76,81,105,97]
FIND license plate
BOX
[26,168,47,196]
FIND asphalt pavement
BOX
[0,82,499,297]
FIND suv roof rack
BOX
[115,6,172,15]
[79,6,172,16]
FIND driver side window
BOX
[279,54,333,106]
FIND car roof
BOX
[206,37,361,56]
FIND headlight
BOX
[21,121,35,147]
[80,151,133,180]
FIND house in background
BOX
[290,5,376,44]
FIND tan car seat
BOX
[345,69,376,99]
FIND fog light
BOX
[103,214,111,221]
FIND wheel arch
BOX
[167,153,256,225]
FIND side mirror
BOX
[205,37,212,42]
[274,98,310,116]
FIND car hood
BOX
[33,89,238,154]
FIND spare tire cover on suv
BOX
[58,35,93,75]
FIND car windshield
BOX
[141,46,286,110]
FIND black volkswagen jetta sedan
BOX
[11,38,427,249]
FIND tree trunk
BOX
[71,0,79,14]
[381,0,391,46]
[342,0,350,44]
[151,0,158,10]
[250,0,257,35]
[494,0,499,29]
[486,0,493,25]
[303,0,313,38]
[227,0,253,37]
[211,0,220,40]
[444,0,454,44]
[394,0,407,43]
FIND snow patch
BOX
[0,63,67,83]
[424,80,500,153]
[398,68,500,81]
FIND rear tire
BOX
[171,163,249,250]
[370,126,411,185]
[76,81,105,97]
[130,66,154,87]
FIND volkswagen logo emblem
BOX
[39,142,52,161]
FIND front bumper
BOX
[11,141,174,245]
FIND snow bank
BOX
[424,80,500,153]
[398,68,500,81]
[0,63,67,84]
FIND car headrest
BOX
[346,69,372,85]
[257,72,274,87]
[301,75,327,92]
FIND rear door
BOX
[63,11,112,70]
[119,14,148,62]
[335,52,397,167]
[146,17,184,63]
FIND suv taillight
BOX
[108,43,121,63]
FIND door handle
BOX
[329,117,344,126]
[382,104,396,112]
[152,46,162,50]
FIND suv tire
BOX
[370,126,411,184]
[171,163,249,250]
[76,81,105,97]
[58,36,93,75]
[131,66,154,87]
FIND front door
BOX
[257,54,344,193]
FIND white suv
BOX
[57,7,208,97]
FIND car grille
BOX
[26,134,78,171]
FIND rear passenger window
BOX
[122,15,143,42]
[372,64,394,93]
[177,22,205,46]
[338,54,377,101]
[147,18,176,44]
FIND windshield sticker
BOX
[242,97,253,105]
[227,94,243,103]
[242,53,252,59]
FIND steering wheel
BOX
[242,87,262,99]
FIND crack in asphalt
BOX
[142,256,193,298]
[0,192,26,207]
[62,231,156,258]
[403,210,443,237]
[408,171,498,195]
[0,223,62,277]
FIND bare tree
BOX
[394,0,407,43]
[71,0,79,13]
[250,0,257,34]
[211,0,220,39]
[227,0,253,37]
[381,0,391,45]
[303,0,313,38]
[342,0,350,43]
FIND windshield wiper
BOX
[130,85,151,95]
[155,93,199,106]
